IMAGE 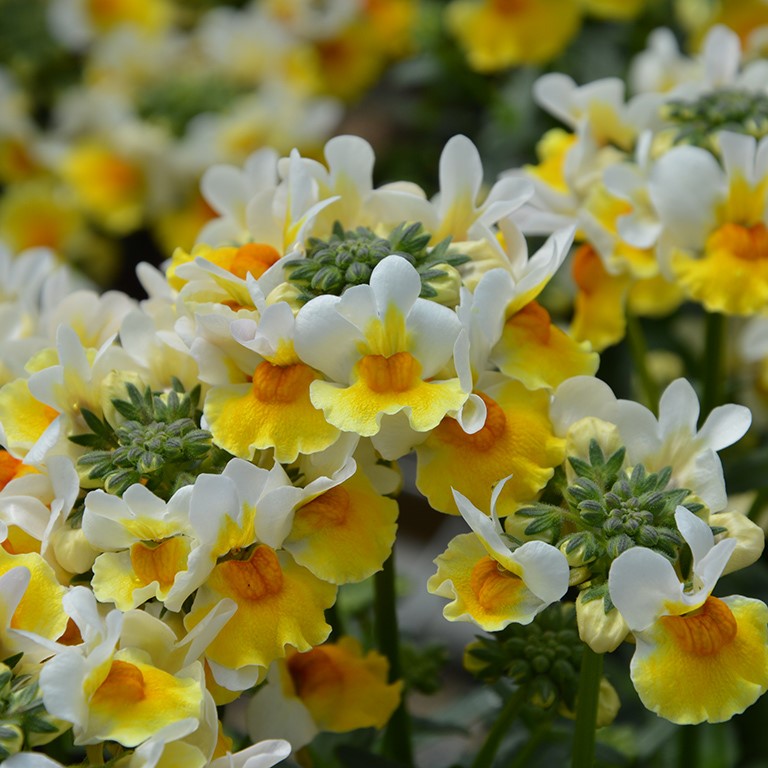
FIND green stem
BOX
[702,312,726,418]
[626,314,659,414]
[470,686,528,768]
[325,601,345,642]
[747,487,768,522]
[509,718,553,768]
[678,725,698,768]
[375,549,414,767]
[571,645,604,768]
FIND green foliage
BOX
[465,604,583,715]
[663,89,768,151]
[284,221,469,303]
[137,75,249,137]
[0,660,65,760]
[71,379,231,500]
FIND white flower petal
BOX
[609,547,685,631]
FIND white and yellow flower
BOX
[203,302,341,462]
[428,481,569,630]
[39,587,206,746]
[294,255,468,443]
[247,637,402,749]
[609,506,768,723]
[649,130,768,314]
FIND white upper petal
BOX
[702,25,741,86]
[697,403,752,452]
[657,378,700,441]
[649,146,725,249]
[511,540,569,604]
[438,135,483,218]
[609,547,686,631]
[294,294,361,382]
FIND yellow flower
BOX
[61,141,146,234]
[284,469,398,584]
[0,549,68,640]
[609,507,768,723]
[185,545,336,673]
[286,637,402,732]
[428,483,569,631]
[415,381,564,516]
[0,180,83,254]
[493,300,599,388]
[445,0,582,72]
[295,256,468,440]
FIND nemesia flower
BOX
[551,376,751,512]
[294,255,468,442]
[82,483,195,611]
[612,378,752,513]
[247,637,401,748]
[428,480,569,630]
[0,325,135,465]
[204,302,341,463]
[445,0,582,72]
[609,506,768,723]
[182,465,336,688]
[424,135,533,243]
[39,588,205,747]
[415,378,565,517]
[282,459,398,584]
[648,130,768,314]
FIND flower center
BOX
[357,352,421,393]
[293,486,350,535]
[130,537,191,590]
[470,556,521,610]
[287,647,342,699]
[435,392,507,450]
[252,361,315,403]
[508,301,551,344]
[229,243,281,280]
[660,596,738,656]
[706,222,768,262]
[93,660,146,705]
[215,545,284,601]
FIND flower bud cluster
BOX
[464,604,583,713]
[663,90,768,150]
[517,440,704,611]
[285,221,468,304]
[0,658,61,760]
[73,380,229,498]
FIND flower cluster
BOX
[0,0,416,280]
[3,45,768,762]
[506,24,768,351]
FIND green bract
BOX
[516,440,707,612]
[284,220,469,303]
[663,89,768,149]
[70,379,231,499]
[0,657,63,760]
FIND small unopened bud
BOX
[576,592,629,653]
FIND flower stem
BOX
[471,686,528,768]
[626,314,659,414]
[571,645,604,768]
[375,549,414,767]
[509,718,553,768]
[702,312,726,418]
